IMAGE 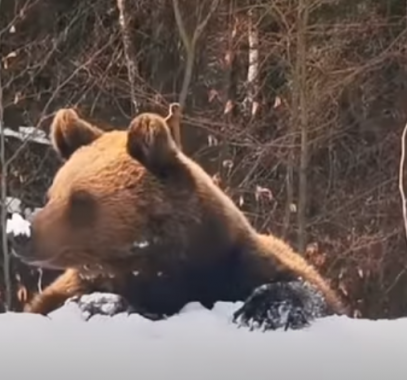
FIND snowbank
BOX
[0,301,406,380]
[5,201,407,380]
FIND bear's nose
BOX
[6,213,32,259]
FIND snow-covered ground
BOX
[4,198,407,380]
[1,302,407,380]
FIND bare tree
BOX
[243,7,260,117]
[399,122,407,243]
[172,0,220,149]
[0,42,12,311]
[295,0,309,254]
[117,0,140,115]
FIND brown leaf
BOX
[222,159,234,170]
[273,96,282,108]
[17,285,28,303]
[251,101,260,116]
[224,100,233,114]
[254,185,273,202]
[338,282,348,296]
[208,89,219,103]
[212,173,222,187]
[207,134,218,147]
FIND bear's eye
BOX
[43,192,50,204]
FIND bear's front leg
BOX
[232,280,331,332]
[24,268,95,315]
[25,269,134,320]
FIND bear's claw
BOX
[232,280,329,332]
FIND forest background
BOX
[1,0,407,319]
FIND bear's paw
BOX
[232,280,329,332]
[65,292,131,320]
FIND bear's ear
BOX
[50,108,104,160]
[126,112,179,177]
[165,103,182,150]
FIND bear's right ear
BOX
[50,108,104,160]
[126,112,179,177]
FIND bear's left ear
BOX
[126,112,179,177]
[50,108,104,160]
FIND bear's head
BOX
[15,104,202,273]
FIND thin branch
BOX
[399,122,407,243]
[117,0,140,115]
[172,0,220,112]
[296,0,310,254]
[0,39,12,311]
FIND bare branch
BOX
[243,8,260,116]
[399,122,407,244]
[172,0,191,54]
[296,0,310,254]
[0,42,12,311]
[117,0,140,114]
[172,0,220,110]
[192,0,220,45]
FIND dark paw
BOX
[233,281,329,332]
[66,292,132,320]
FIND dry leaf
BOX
[224,100,233,114]
[207,135,218,147]
[212,173,222,187]
[14,92,21,104]
[251,101,260,116]
[17,285,28,303]
[254,185,273,202]
[338,282,348,296]
[5,51,17,59]
[222,159,233,170]
[208,89,219,103]
[224,51,233,66]
[273,96,282,108]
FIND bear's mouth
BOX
[19,256,65,270]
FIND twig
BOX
[296,0,309,254]
[117,0,140,115]
[172,0,220,113]
[0,32,12,311]
[399,121,407,243]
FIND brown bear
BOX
[9,104,348,330]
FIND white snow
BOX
[3,125,50,145]
[0,302,406,380]
[5,196,22,214]
[6,212,31,237]
[5,210,407,380]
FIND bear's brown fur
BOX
[20,104,347,318]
